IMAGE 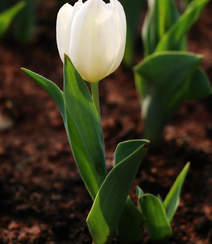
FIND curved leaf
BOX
[87,140,149,244]
[21,68,66,120]
[134,51,203,145]
[186,67,212,100]
[137,187,172,241]
[134,52,202,108]
[22,66,102,199]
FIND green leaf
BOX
[134,51,203,146]
[117,196,144,244]
[155,0,210,52]
[134,52,202,109]
[87,139,149,244]
[137,187,172,242]
[65,108,100,199]
[22,65,103,200]
[119,0,145,67]
[182,0,193,9]
[186,67,212,100]
[21,68,66,121]
[0,1,25,38]
[114,139,149,167]
[164,162,190,222]
[142,0,180,56]
[14,0,36,41]
[64,55,106,190]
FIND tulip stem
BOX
[90,82,100,116]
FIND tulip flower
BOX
[56,0,126,83]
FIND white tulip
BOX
[56,0,126,83]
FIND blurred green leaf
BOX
[186,67,212,100]
[155,0,210,52]
[142,0,181,56]
[87,139,149,244]
[137,187,172,241]
[0,1,25,38]
[120,0,145,67]
[64,55,106,193]
[134,51,204,145]
[164,162,190,222]
[14,0,36,41]
[117,196,144,244]
[182,0,193,9]
[134,52,203,109]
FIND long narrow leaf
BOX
[64,55,106,188]
[65,108,100,199]
[142,0,180,56]
[22,67,100,199]
[21,68,66,120]
[87,140,149,244]
[164,162,190,222]
[155,0,210,52]
[119,0,145,66]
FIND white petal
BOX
[69,0,121,82]
[105,0,126,76]
[56,3,73,62]
[64,0,83,60]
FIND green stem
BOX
[90,82,100,116]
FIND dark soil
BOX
[0,1,212,243]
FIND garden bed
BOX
[0,1,212,243]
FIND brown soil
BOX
[0,1,212,243]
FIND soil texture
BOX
[0,1,212,243]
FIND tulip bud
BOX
[56,0,126,83]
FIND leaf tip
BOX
[64,54,71,65]
[21,67,27,74]
[185,161,190,170]
[136,186,144,199]
[144,141,150,148]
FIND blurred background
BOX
[0,0,212,243]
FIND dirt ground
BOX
[0,1,212,243]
